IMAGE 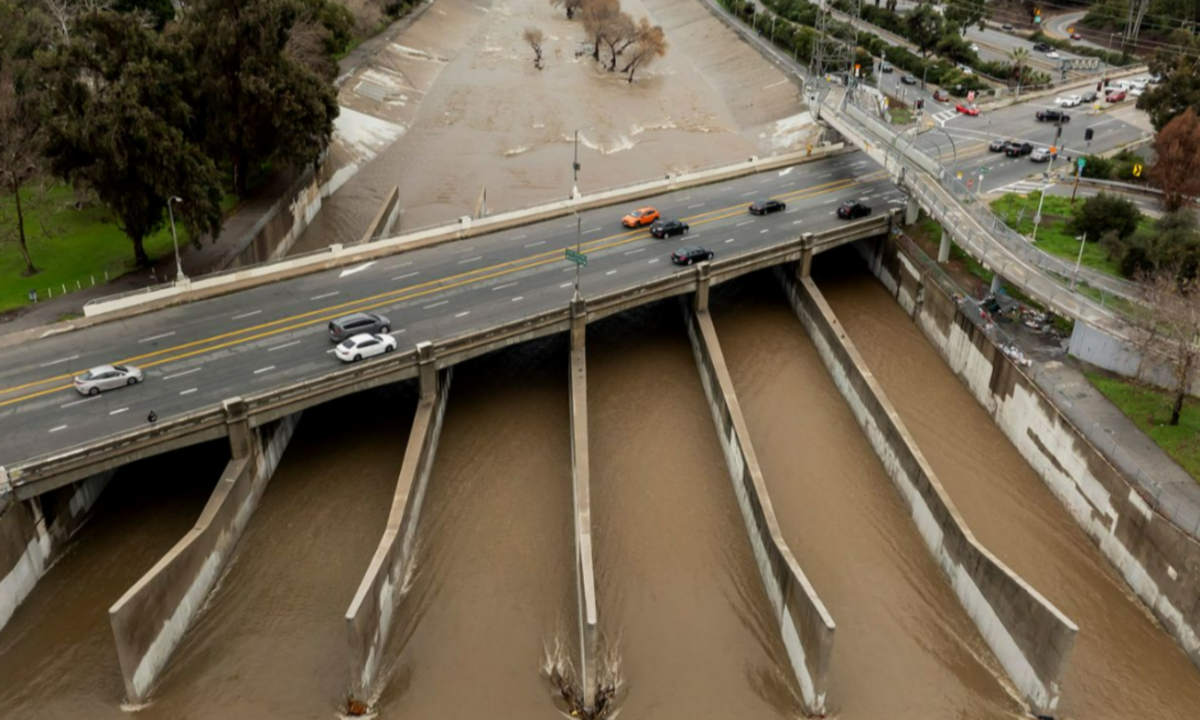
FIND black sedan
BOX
[836,201,872,219]
[671,246,714,266]
[1005,141,1035,157]
[988,138,1015,152]
[749,199,786,215]
[650,219,689,239]
[1036,109,1071,123]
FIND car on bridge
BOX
[837,200,872,219]
[74,364,144,396]
[671,246,713,266]
[1036,109,1071,123]
[900,74,917,85]
[650,219,689,238]
[955,103,980,116]
[335,333,398,363]
[1030,147,1058,163]
[329,312,391,342]
[749,199,786,215]
[988,138,1016,152]
[622,206,660,228]
[1055,95,1082,107]
[1005,141,1035,157]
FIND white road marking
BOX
[40,355,80,368]
[457,256,483,264]
[268,340,302,352]
[793,220,803,225]
[512,296,524,302]
[140,331,176,343]
[778,167,794,177]
[326,348,337,354]
[687,203,705,209]
[338,261,376,278]
[763,79,789,90]
[232,310,262,320]
[584,227,602,234]
[455,311,471,318]
[782,182,797,189]
[60,397,96,409]
[525,240,546,248]
[648,258,660,264]
[110,407,129,415]
[492,282,519,291]
[736,220,754,227]
[606,270,618,275]
[424,300,449,310]
[164,368,201,380]
[254,366,275,375]
[393,271,419,281]
[725,238,735,243]
[311,291,340,301]
[818,172,834,178]
[511,234,528,241]
[180,388,198,396]
[740,191,757,197]
[760,229,769,234]
[385,261,413,271]
[49,425,67,433]
[625,248,645,255]
[560,282,573,288]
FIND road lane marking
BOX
[740,191,757,197]
[163,368,202,380]
[180,388,197,395]
[560,282,572,288]
[311,291,340,301]
[110,407,129,415]
[49,425,67,433]
[606,270,618,275]
[455,311,470,318]
[140,332,176,343]
[268,341,302,352]
[40,356,80,368]
[492,282,519,291]
[392,272,420,281]
[760,229,769,234]
[253,366,275,374]
[385,261,413,271]
[648,258,660,264]
[726,238,735,243]
[584,228,602,234]
[338,261,376,278]
[736,220,754,227]
[625,248,645,255]
[687,203,705,209]
[424,301,449,310]
[511,234,527,241]
[512,296,523,302]
[232,311,262,320]
[524,240,546,248]
[457,256,483,264]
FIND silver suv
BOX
[328,312,391,342]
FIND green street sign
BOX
[1077,157,1087,169]
[979,166,990,175]
[565,248,588,267]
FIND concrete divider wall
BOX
[345,370,451,704]
[108,411,301,704]
[865,233,1200,673]
[568,334,600,705]
[681,300,836,715]
[0,471,112,634]
[777,267,1078,716]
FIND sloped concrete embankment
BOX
[859,233,1200,676]
[778,265,1077,717]
[0,471,112,634]
[682,297,836,715]
[346,365,451,706]
[107,410,302,704]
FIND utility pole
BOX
[573,129,581,199]
[1070,233,1087,291]
[168,196,186,283]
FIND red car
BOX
[1070,33,1082,40]
[1106,90,1127,102]
[933,90,949,102]
[955,104,980,116]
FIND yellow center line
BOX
[0,172,885,408]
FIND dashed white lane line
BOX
[736,220,754,227]
[525,240,546,248]
[560,282,573,288]
[254,366,276,375]
[457,256,483,264]
[625,248,645,255]
[424,300,449,310]
[818,172,834,178]
[269,340,302,352]
[60,397,96,409]
[606,270,618,275]
[492,282,519,291]
[740,191,757,197]
[688,203,705,209]
[393,271,419,281]
[232,310,262,320]
[725,238,736,243]
[584,227,602,234]
[311,291,339,301]
[455,311,471,318]
[163,368,201,380]
[140,331,176,343]
[782,182,797,189]
[385,261,413,271]
[648,258,661,264]
[180,388,197,396]
[512,234,528,241]
[49,425,67,433]
[110,407,129,416]
[760,229,770,234]
[512,296,524,302]
[40,355,80,367]
[793,220,803,225]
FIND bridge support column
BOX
[906,195,920,226]
[990,274,1002,295]
[224,397,253,461]
[570,298,587,352]
[694,263,711,312]
[937,231,952,264]
[798,233,815,279]
[417,341,437,401]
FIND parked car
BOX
[1002,23,1014,31]
[932,89,949,102]
[334,333,398,363]
[1149,73,1163,83]
[1070,32,1082,40]
[1036,109,1071,123]
[749,199,786,215]
[1106,90,1127,102]
[1081,91,1098,103]
[650,219,689,239]
[1131,86,1146,97]
[988,138,1015,152]
[621,206,660,228]
[1032,42,1051,52]
[671,246,713,266]
[1030,147,1058,163]
[1005,141,1034,157]
[1046,50,1061,59]
[837,200,872,219]
[1055,95,1082,107]
[74,364,144,396]
[329,312,390,342]
[900,74,918,85]
[880,61,894,73]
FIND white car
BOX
[74,364,144,396]
[335,333,398,363]
[1131,85,1146,97]
[1046,50,1061,59]
[969,43,980,52]
[1055,95,1082,107]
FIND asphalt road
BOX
[0,152,907,466]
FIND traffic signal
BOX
[1085,128,1094,141]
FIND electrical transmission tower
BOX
[809,0,863,82]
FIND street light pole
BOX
[1032,146,1057,243]
[573,213,582,303]
[1070,233,1087,291]
[573,129,581,199]
[167,196,186,283]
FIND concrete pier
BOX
[568,300,600,708]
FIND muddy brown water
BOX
[816,251,1200,720]
[586,302,803,719]
[709,278,1023,720]
[373,336,574,719]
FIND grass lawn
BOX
[890,107,914,124]
[1086,371,1200,483]
[1,184,236,315]
[990,192,1127,278]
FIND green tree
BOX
[113,0,175,29]
[42,10,224,267]
[1008,46,1030,88]
[1068,193,1144,244]
[184,0,340,197]
[1138,29,1200,132]
[936,32,975,65]
[1150,108,1200,213]
[906,4,944,58]
[944,0,986,36]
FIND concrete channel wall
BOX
[568,308,600,707]
[0,471,112,634]
[108,411,301,704]
[778,267,1078,716]
[345,369,451,705]
[682,299,836,715]
[862,234,1200,676]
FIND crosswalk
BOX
[931,109,957,127]
[993,179,1053,195]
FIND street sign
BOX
[979,166,990,175]
[565,248,588,266]
[1133,163,1144,177]
[1077,157,1087,169]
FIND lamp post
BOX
[1070,233,1087,291]
[167,196,186,283]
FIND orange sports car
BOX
[622,206,660,228]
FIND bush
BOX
[1028,30,1132,67]
[1080,154,1114,179]
[1068,193,1143,244]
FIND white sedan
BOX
[73,364,144,395]
[1046,50,1061,59]
[334,333,398,363]
[1055,95,1082,107]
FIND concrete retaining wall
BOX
[0,471,112,634]
[1069,321,1200,396]
[778,266,1077,715]
[345,370,451,704]
[866,233,1200,676]
[682,299,836,715]
[108,412,301,703]
[568,331,600,705]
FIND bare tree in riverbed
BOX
[549,0,584,20]
[621,17,666,82]
[523,26,545,69]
